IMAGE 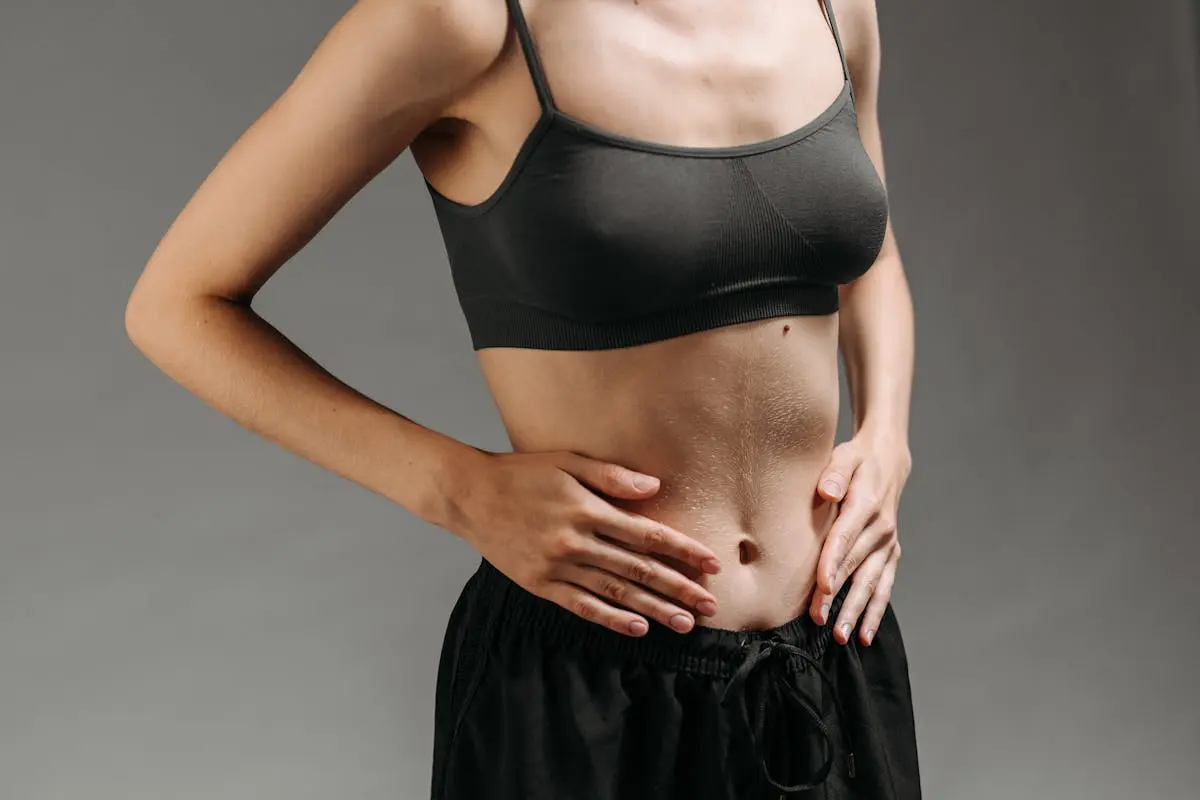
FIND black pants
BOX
[432,558,921,799]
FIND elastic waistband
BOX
[468,557,851,676]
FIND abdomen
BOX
[478,313,842,629]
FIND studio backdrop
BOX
[1,1,1197,799]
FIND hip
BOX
[430,557,921,800]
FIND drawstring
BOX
[720,635,856,794]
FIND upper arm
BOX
[834,0,899,260]
[129,0,508,309]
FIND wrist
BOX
[413,437,492,536]
[853,421,911,467]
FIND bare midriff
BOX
[477,313,841,631]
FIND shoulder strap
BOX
[818,0,853,96]
[505,0,556,112]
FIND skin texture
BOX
[125,0,913,642]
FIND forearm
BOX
[125,293,481,530]
[837,251,914,447]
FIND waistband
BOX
[469,556,860,791]
[468,556,851,676]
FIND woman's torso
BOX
[411,0,882,628]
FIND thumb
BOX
[556,452,662,499]
[817,443,862,502]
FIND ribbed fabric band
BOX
[460,282,839,351]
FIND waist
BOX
[479,315,842,627]
[509,411,839,628]
[464,556,852,664]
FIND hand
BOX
[445,449,722,638]
[809,432,911,646]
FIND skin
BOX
[125,0,913,644]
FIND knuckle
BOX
[626,558,657,586]
[599,462,626,488]
[572,597,598,622]
[564,507,594,531]
[548,531,583,560]
[598,577,627,603]
[640,524,667,552]
[522,562,549,587]
[832,528,854,552]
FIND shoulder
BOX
[828,0,881,76]
[332,0,511,104]
[827,0,881,100]
[362,0,508,53]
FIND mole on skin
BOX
[782,324,791,334]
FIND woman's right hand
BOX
[444,449,722,637]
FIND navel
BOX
[737,538,760,565]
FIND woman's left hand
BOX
[809,432,912,646]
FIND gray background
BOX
[3,0,1198,798]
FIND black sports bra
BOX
[425,0,890,351]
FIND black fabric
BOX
[425,0,891,351]
[431,558,922,799]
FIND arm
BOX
[836,0,915,454]
[810,0,915,644]
[124,0,510,529]
[124,0,723,636]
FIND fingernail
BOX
[702,558,721,575]
[628,619,648,636]
[696,599,718,617]
[840,621,852,638]
[820,603,830,623]
[670,614,694,633]
[864,629,875,644]
[632,475,657,491]
[821,480,842,497]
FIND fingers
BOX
[582,536,718,617]
[559,564,702,634]
[590,505,722,576]
[556,452,663,501]
[554,452,721,574]
[811,510,897,626]
[831,546,891,644]
[554,454,721,573]
[540,581,651,638]
[809,584,834,626]
[858,545,899,646]
[817,441,864,502]
[816,497,874,595]
[827,511,893,596]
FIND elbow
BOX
[124,283,155,354]
[123,271,202,361]
[124,279,173,357]
[124,252,256,364]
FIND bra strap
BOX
[818,0,853,95]
[505,0,556,112]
